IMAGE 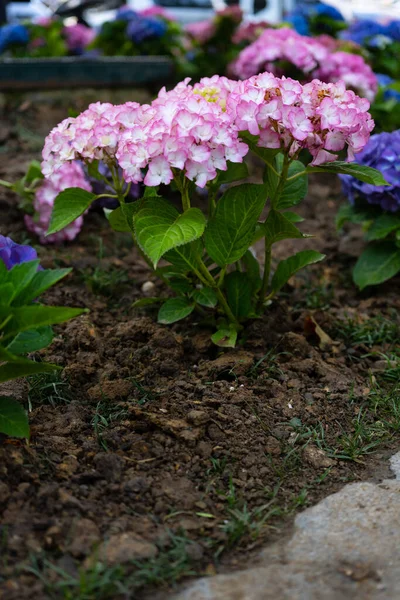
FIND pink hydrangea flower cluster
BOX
[42,72,374,190]
[117,76,248,187]
[25,162,91,244]
[226,73,374,165]
[231,28,377,101]
[185,19,216,44]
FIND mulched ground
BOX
[0,91,400,600]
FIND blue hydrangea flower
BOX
[376,73,400,102]
[312,2,344,21]
[0,23,29,53]
[386,20,400,42]
[0,235,39,270]
[340,131,400,212]
[115,7,139,21]
[341,19,390,45]
[286,13,310,36]
[126,16,167,44]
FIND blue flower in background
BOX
[312,2,344,21]
[0,235,39,270]
[386,20,400,41]
[376,73,400,102]
[340,131,400,213]
[341,19,390,45]
[127,16,167,44]
[286,13,309,36]
[0,23,29,54]
[115,6,139,21]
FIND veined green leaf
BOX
[13,268,71,306]
[134,198,206,267]
[0,305,87,340]
[271,250,325,295]
[205,183,268,266]
[48,188,96,235]
[225,271,252,319]
[307,162,388,186]
[211,325,238,348]
[164,240,202,273]
[353,242,400,290]
[192,287,218,308]
[7,326,54,355]
[365,215,400,241]
[158,297,195,324]
[262,209,310,245]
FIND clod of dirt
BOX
[87,379,133,401]
[88,533,158,566]
[93,452,125,482]
[67,518,101,557]
[302,445,336,469]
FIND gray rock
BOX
[174,479,400,599]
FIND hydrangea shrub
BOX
[43,73,385,345]
[338,130,400,289]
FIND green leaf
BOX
[132,297,162,308]
[213,162,249,186]
[105,206,131,232]
[307,162,388,186]
[262,209,309,245]
[271,250,326,295]
[13,268,71,306]
[365,215,400,241]
[0,358,60,383]
[0,284,14,306]
[192,287,218,308]
[283,212,304,223]
[120,202,140,232]
[225,271,252,319]
[266,157,308,210]
[158,297,195,324]
[164,240,202,273]
[0,396,29,439]
[7,326,54,355]
[134,199,206,267]
[25,160,43,185]
[7,261,40,299]
[353,242,400,290]
[169,278,193,294]
[205,183,267,267]
[242,250,261,292]
[211,325,238,348]
[335,202,380,229]
[0,305,87,340]
[47,188,96,235]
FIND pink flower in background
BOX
[34,16,53,27]
[140,6,175,21]
[25,162,92,244]
[63,23,95,53]
[185,20,216,44]
[231,27,377,101]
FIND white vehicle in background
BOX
[4,0,294,27]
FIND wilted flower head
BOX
[340,130,400,212]
[0,235,39,270]
[25,162,92,244]
[232,27,377,101]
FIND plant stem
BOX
[196,260,240,328]
[0,179,13,189]
[257,241,272,313]
[257,155,291,312]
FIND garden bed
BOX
[0,57,174,90]
[0,95,400,600]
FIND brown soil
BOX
[0,92,400,600]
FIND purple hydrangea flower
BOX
[341,19,390,45]
[340,130,400,212]
[0,235,39,270]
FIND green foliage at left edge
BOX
[0,397,30,439]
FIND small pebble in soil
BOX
[141,281,155,294]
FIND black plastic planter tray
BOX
[0,56,174,90]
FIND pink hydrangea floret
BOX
[25,162,91,244]
[63,23,95,52]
